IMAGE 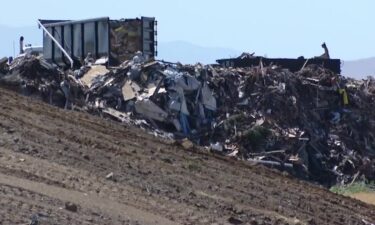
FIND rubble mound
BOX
[1,55,374,186]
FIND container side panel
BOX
[53,26,63,62]
[84,22,96,57]
[141,17,156,59]
[97,21,109,57]
[43,28,53,60]
[73,24,82,60]
[63,25,72,56]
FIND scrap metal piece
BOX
[135,99,168,122]
[80,66,109,88]
[122,80,138,101]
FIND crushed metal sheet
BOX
[80,65,109,88]
[122,80,137,101]
[135,99,169,122]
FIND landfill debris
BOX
[29,214,39,225]
[362,219,375,225]
[106,172,114,180]
[228,217,243,224]
[65,202,78,212]
[110,20,145,63]
[1,53,375,187]
[210,142,223,152]
[0,57,8,74]
[181,138,194,150]
[80,65,109,88]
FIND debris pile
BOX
[1,54,375,186]
[110,19,144,63]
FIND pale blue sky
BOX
[0,0,374,60]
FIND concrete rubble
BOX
[1,53,375,186]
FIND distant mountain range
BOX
[341,58,375,79]
[0,25,373,79]
[157,41,241,64]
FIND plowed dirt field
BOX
[0,88,374,225]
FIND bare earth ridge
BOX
[0,87,374,225]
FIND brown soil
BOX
[0,87,374,225]
[351,192,375,206]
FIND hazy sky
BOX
[0,0,374,60]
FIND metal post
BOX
[19,36,24,54]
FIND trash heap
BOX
[1,54,375,186]
[0,56,64,104]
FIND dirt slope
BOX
[351,193,375,206]
[0,87,374,225]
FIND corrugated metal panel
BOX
[83,22,96,57]
[98,21,109,56]
[141,17,156,59]
[53,26,63,63]
[73,24,83,58]
[43,17,109,28]
[63,25,73,56]
[43,27,53,59]
[42,17,110,66]
[41,17,157,66]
